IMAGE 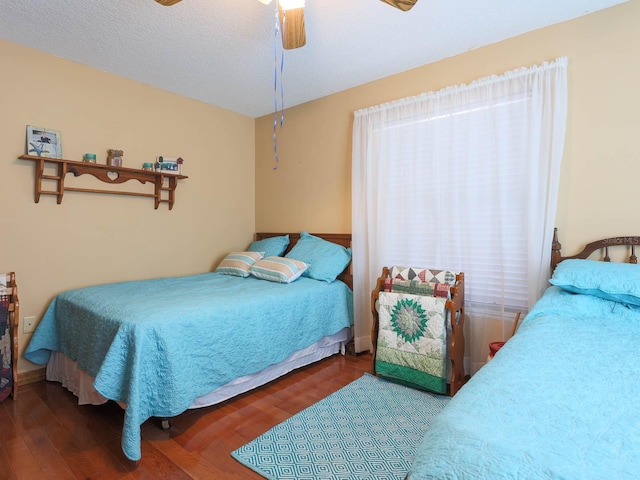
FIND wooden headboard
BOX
[255,232,353,288]
[551,228,640,272]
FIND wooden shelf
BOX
[19,155,187,210]
[2,272,19,401]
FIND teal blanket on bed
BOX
[408,286,640,479]
[24,273,353,461]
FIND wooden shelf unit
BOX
[19,155,187,210]
[2,272,19,401]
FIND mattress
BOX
[45,327,351,408]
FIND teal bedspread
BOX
[408,286,640,479]
[24,273,353,461]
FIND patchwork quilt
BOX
[390,266,457,284]
[375,291,449,394]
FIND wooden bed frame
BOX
[551,228,639,271]
[369,268,466,396]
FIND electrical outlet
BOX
[23,316,36,334]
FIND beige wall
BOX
[0,40,256,373]
[4,1,639,373]
[257,0,640,246]
[255,0,640,348]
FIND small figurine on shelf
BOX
[107,149,124,167]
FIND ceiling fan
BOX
[154,0,418,50]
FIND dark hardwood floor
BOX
[1,352,372,479]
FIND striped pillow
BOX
[250,256,309,283]
[216,251,264,277]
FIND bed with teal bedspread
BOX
[408,284,640,479]
[24,272,353,461]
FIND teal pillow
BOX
[248,235,290,257]
[550,259,640,307]
[285,231,352,283]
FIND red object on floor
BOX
[488,341,506,360]
[487,312,522,361]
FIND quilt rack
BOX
[371,267,466,396]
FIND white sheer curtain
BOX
[352,58,568,374]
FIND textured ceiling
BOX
[0,0,628,118]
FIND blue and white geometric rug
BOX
[231,373,449,480]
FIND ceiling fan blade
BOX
[278,4,306,50]
[154,0,182,6]
[379,0,418,12]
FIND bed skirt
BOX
[46,327,352,409]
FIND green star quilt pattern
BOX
[375,291,449,394]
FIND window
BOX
[352,58,568,373]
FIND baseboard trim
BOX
[354,335,372,354]
[18,367,46,386]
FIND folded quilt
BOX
[375,291,448,394]
[384,277,450,297]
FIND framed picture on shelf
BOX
[155,156,183,175]
[26,126,62,158]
